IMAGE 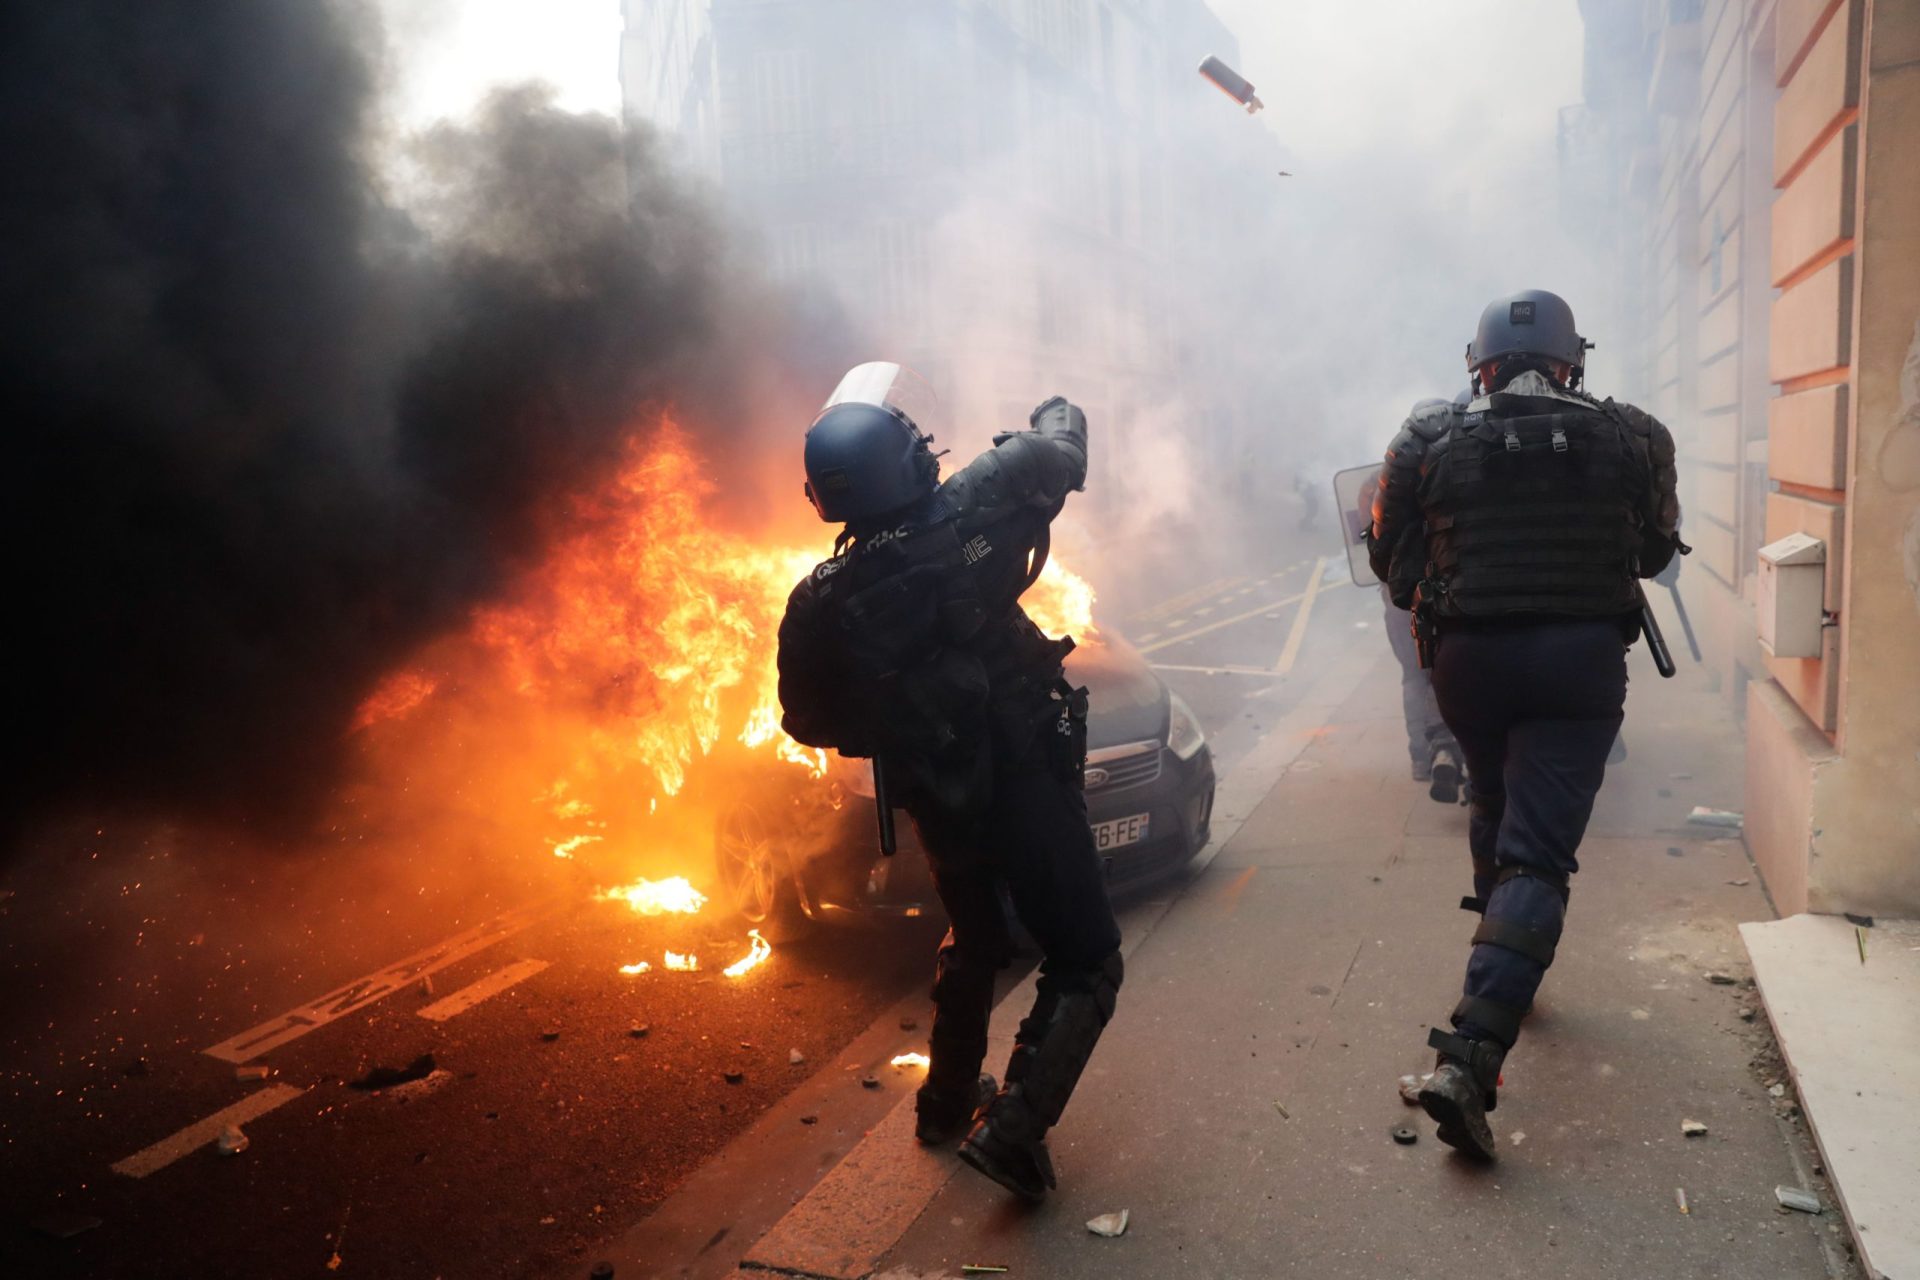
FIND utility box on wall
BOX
[1757,533,1827,658]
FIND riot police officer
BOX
[777,362,1121,1203]
[1369,291,1683,1160]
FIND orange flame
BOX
[664,950,700,972]
[721,929,773,978]
[618,961,653,975]
[1023,560,1097,641]
[596,876,707,916]
[890,1052,931,1069]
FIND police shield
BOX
[1331,463,1384,588]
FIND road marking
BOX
[1273,556,1328,674]
[1150,663,1297,677]
[112,1085,304,1178]
[1132,576,1245,624]
[1137,589,1307,655]
[418,959,551,1022]
[202,904,547,1062]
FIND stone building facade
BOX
[1574,0,1919,916]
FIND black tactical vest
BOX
[1420,394,1646,619]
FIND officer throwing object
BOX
[776,362,1121,1203]
[1369,292,1685,1160]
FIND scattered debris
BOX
[1675,1187,1690,1215]
[1272,1100,1290,1120]
[860,1074,881,1089]
[539,1215,557,1225]
[387,1069,454,1103]
[1738,1006,1757,1022]
[1727,878,1750,887]
[1658,788,1673,798]
[539,1027,561,1043]
[590,1263,615,1280]
[1705,972,1738,986]
[30,1210,103,1240]
[1398,1073,1431,1105]
[1666,847,1684,858]
[1856,926,1868,964]
[418,975,434,998]
[1844,912,1874,928]
[216,1124,250,1157]
[1086,1210,1130,1238]
[1775,1186,1821,1214]
[800,1114,818,1125]
[1390,1126,1418,1146]
[1768,1082,1787,1098]
[1687,807,1743,830]
[723,1070,745,1085]
[789,1048,806,1065]
[629,1024,650,1039]
[350,1054,436,1091]
[899,1016,919,1032]
[235,1063,271,1082]
[961,1268,1009,1276]
[1671,773,1693,780]
[1681,1119,1709,1137]
[1510,1130,1526,1146]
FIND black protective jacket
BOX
[776,398,1088,807]
[1370,372,1682,617]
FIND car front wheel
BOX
[714,797,815,943]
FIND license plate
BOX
[1092,812,1151,851]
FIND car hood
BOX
[1065,633,1169,749]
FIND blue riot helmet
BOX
[802,362,944,523]
[1465,290,1591,389]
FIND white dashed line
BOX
[418,959,552,1022]
[112,1085,305,1178]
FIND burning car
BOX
[712,632,1214,939]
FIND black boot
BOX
[958,952,1122,1203]
[958,1085,1057,1202]
[915,1072,996,1145]
[1416,1029,1505,1161]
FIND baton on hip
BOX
[872,757,897,857]
[1636,585,1677,679]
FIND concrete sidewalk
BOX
[721,651,1860,1280]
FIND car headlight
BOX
[1166,692,1206,761]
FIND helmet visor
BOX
[820,361,943,443]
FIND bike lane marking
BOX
[202,903,548,1062]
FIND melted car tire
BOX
[714,797,815,943]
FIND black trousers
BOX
[1430,619,1627,1045]
[906,724,1122,1096]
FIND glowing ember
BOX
[551,834,603,859]
[664,950,700,972]
[890,1052,932,1070]
[618,961,652,975]
[722,929,773,978]
[597,877,707,916]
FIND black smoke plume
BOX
[1,1,821,835]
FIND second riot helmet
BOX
[802,362,943,523]
[1465,290,1589,383]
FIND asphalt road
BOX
[0,824,944,1278]
[0,524,1361,1280]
